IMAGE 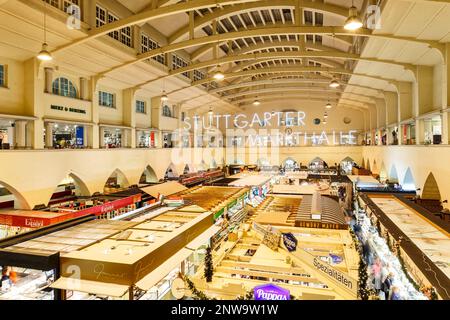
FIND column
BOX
[123,89,137,148]
[44,67,53,93]
[14,120,27,148]
[415,119,425,145]
[45,122,53,148]
[99,126,106,148]
[79,78,89,100]
[123,129,130,148]
[90,76,102,149]
[442,112,449,145]
[83,125,89,148]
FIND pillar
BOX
[14,120,27,148]
[80,78,89,100]
[45,122,53,148]
[99,126,106,148]
[44,67,53,93]
[90,76,102,149]
[123,88,137,148]
[83,125,89,148]
[442,112,449,145]
[415,119,425,145]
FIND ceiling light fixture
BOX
[326,101,332,109]
[37,2,52,61]
[161,90,169,102]
[324,112,328,119]
[344,1,363,31]
[213,66,225,81]
[208,107,214,116]
[253,99,261,106]
[329,78,340,88]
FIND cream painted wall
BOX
[362,146,450,209]
[0,147,224,209]
[43,93,92,122]
[0,58,25,115]
[97,85,124,125]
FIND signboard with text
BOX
[254,284,290,300]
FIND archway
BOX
[0,181,30,210]
[389,165,399,183]
[183,164,191,175]
[402,168,416,191]
[340,156,355,174]
[210,158,218,169]
[104,169,130,194]
[198,160,208,171]
[139,165,158,184]
[379,162,388,182]
[366,159,371,171]
[372,160,379,174]
[308,157,325,170]
[164,163,179,180]
[257,158,270,167]
[422,173,441,200]
[47,173,90,206]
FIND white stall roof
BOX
[229,175,271,187]
[140,182,187,198]
[51,277,129,298]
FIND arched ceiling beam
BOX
[209,79,384,97]
[99,26,439,77]
[222,87,377,103]
[191,34,353,61]
[51,0,261,55]
[231,40,340,55]
[230,57,343,72]
[168,0,349,44]
[132,51,412,90]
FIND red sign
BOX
[0,211,77,229]
[76,195,141,217]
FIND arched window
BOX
[162,105,172,117]
[52,77,77,98]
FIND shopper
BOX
[0,266,11,289]
[390,286,402,300]
[382,272,393,299]
[372,257,382,292]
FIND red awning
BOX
[0,210,77,228]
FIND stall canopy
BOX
[0,210,82,228]
[140,182,187,199]
[51,277,130,298]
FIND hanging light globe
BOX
[344,6,363,31]
[37,43,52,61]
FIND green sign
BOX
[214,208,225,221]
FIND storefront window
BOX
[50,123,85,149]
[0,120,13,149]
[162,132,172,148]
[137,131,150,148]
[423,117,441,145]
[103,128,122,148]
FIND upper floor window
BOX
[96,5,133,48]
[52,77,77,98]
[43,0,80,13]
[172,54,189,78]
[162,105,172,117]
[136,100,146,114]
[0,65,5,87]
[193,70,205,82]
[141,33,165,65]
[99,91,115,108]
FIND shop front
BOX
[100,125,131,149]
[136,129,159,148]
[44,121,88,149]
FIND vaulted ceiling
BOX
[1,0,449,115]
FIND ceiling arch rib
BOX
[209,79,384,97]
[221,87,378,103]
[99,26,439,77]
[130,51,413,91]
[168,0,350,44]
[51,0,261,54]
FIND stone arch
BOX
[257,158,270,167]
[165,163,179,179]
[372,159,379,174]
[0,180,30,210]
[366,159,371,171]
[421,172,441,200]
[308,157,325,169]
[379,162,388,181]
[402,167,416,191]
[389,165,399,183]
[140,165,158,184]
[210,158,218,169]
[104,169,130,193]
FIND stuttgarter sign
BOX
[182,112,359,146]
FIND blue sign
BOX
[75,126,84,146]
[329,254,343,264]
[282,233,297,252]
